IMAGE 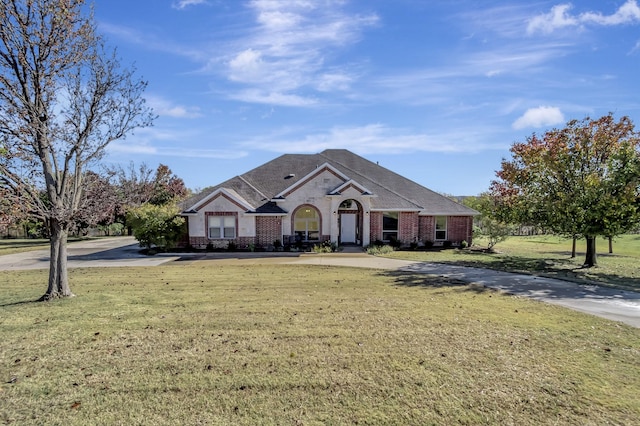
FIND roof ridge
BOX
[319,150,424,209]
[238,174,269,202]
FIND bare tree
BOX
[0,0,154,300]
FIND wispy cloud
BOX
[222,0,379,106]
[98,22,205,61]
[527,1,640,35]
[107,127,248,159]
[512,106,565,129]
[146,95,202,119]
[240,124,503,155]
[228,89,318,107]
[171,0,208,10]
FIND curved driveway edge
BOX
[2,238,639,328]
[283,253,640,328]
[0,236,178,270]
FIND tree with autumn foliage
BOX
[0,0,154,300]
[491,114,640,267]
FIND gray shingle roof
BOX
[182,149,478,216]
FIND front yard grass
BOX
[2,263,639,425]
[386,234,640,291]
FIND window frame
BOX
[435,216,447,241]
[294,206,320,242]
[382,211,399,242]
[208,215,236,239]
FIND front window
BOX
[382,211,398,241]
[209,215,236,239]
[435,216,447,240]
[294,207,319,241]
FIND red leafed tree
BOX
[0,0,154,300]
[491,114,640,267]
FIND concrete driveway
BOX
[2,237,639,328]
[0,236,178,270]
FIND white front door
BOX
[340,213,357,244]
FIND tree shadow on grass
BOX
[0,298,41,308]
[380,270,495,295]
[433,251,640,292]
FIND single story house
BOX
[180,149,478,249]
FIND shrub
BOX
[460,240,469,249]
[126,203,185,251]
[389,236,403,249]
[312,240,337,253]
[424,240,434,249]
[366,244,394,255]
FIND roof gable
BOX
[186,188,254,213]
[328,179,374,196]
[273,162,348,200]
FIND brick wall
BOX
[369,211,383,242]
[419,216,435,243]
[398,212,419,244]
[448,216,473,245]
[418,216,473,245]
[256,216,282,246]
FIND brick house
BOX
[180,149,478,249]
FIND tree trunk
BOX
[583,235,598,268]
[571,236,577,258]
[40,219,74,300]
[608,236,613,254]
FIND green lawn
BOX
[386,234,640,291]
[2,263,639,425]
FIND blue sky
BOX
[95,0,640,195]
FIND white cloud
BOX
[221,1,378,105]
[581,0,640,25]
[241,124,499,155]
[228,49,265,83]
[99,23,205,62]
[146,95,202,119]
[527,4,578,34]
[528,1,640,34]
[229,89,318,107]
[107,127,248,159]
[512,106,565,130]
[316,72,353,92]
[172,0,208,10]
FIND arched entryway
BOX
[338,199,362,245]
[292,205,320,242]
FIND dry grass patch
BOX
[1,263,639,425]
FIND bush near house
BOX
[126,203,185,252]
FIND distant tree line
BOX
[0,163,188,239]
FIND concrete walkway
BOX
[2,237,639,328]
